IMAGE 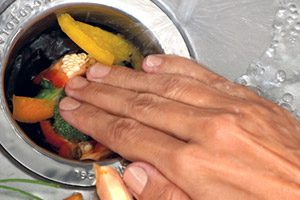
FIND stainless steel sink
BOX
[0,0,289,199]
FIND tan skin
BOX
[59,55,300,200]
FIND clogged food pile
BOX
[12,13,143,161]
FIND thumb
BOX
[123,162,190,200]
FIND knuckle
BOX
[107,118,140,147]
[207,113,240,145]
[128,93,158,115]
[88,83,104,97]
[162,76,191,98]
[170,145,199,171]
[212,113,238,127]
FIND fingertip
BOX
[123,164,149,196]
[87,63,111,80]
[142,55,164,73]
[59,97,81,111]
[66,76,89,90]
[124,162,190,200]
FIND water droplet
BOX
[237,75,249,86]
[271,40,279,48]
[248,86,263,96]
[253,62,265,74]
[266,48,276,57]
[288,4,297,12]
[282,93,294,103]
[290,28,299,36]
[273,21,284,30]
[281,30,287,36]
[290,11,299,19]
[277,8,288,18]
[287,16,294,24]
[294,111,300,121]
[288,36,297,43]
[246,65,258,76]
[255,61,263,68]
[280,103,293,111]
[294,22,300,30]
[276,70,287,82]
[258,68,265,75]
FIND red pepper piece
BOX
[43,69,69,88]
[33,68,48,85]
[33,65,69,88]
[40,120,67,148]
[58,143,78,159]
[40,120,79,159]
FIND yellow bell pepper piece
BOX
[57,14,115,65]
[57,13,144,69]
[76,21,143,69]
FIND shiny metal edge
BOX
[0,0,191,186]
[0,0,16,15]
[152,0,197,59]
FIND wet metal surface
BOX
[0,0,279,199]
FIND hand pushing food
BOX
[9,11,300,200]
[59,55,300,199]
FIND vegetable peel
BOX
[94,164,133,200]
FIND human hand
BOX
[59,55,300,200]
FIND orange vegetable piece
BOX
[13,96,55,123]
[94,164,133,200]
[64,193,83,200]
[57,13,115,65]
[80,143,112,161]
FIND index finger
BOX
[59,97,186,171]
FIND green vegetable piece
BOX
[40,79,54,89]
[35,80,63,101]
[35,88,63,101]
[53,105,90,141]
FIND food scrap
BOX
[57,13,143,69]
[12,13,143,161]
[94,164,133,200]
[64,193,83,200]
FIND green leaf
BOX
[0,179,60,188]
[0,185,43,200]
[40,79,54,89]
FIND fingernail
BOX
[59,97,81,111]
[123,166,148,195]
[88,63,111,78]
[145,55,163,68]
[68,76,89,89]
